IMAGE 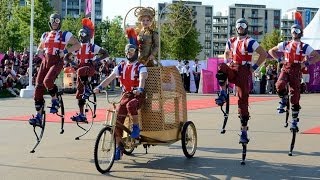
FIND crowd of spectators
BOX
[0,47,118,97]
[0,47,311,97]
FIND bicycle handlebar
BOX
[100,90,124,105]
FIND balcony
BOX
[248,15,263,19]
[205,20,212,24]
[212,30,228,34]
[213,22,228,26]
[250,22,263,27]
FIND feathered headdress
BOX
[81,18,95,38]
[134,7,155,21]
[125,27,138,47]
[294,11,304,29]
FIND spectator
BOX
[182,60,190,93]
[301,66,310,93]
[17,67,28,88]
[99,59,108,82]
[266,64,275,94]
[1,66,19,97]
[259,62,267,94]
[176,59,184,81]
[192,58,201,93]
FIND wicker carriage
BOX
[123,66,187,143]
[140,66,187,142]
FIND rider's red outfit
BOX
[218,36,259,118]
[114,61,146,138]
[276,40,313,105]
[75,43,101,99]
[34,30,72,101]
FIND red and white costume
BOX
[75,43,101,99]
[276,40,313,105]
[34,30,73,101]
[112,61,147,138]
[219,36,259,117]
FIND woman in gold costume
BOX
[135,7,159,67]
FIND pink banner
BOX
[201,69,214,93]
[207,58,224,92]
[85,0,92,15]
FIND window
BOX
[230,8,236,16]
[205,7,212,17]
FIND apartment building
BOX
[212,12,228,57]
[50,0,103,22]
[228,4,281,42]
[19,0,103,22]
[158,1,213,60]
[281,7,318,41]
[211,4,281,57]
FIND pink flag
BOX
[85,0,92,15]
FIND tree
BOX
[159,1,202,60]
[0,0,18,52]
[94,18,110,50]
[95,16,126,58]
[61,15,83,37]
[260,29,283,51]
[8,0,53,51]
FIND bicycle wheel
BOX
[75,93,97,140]
[30,104,46,153]
[181,121,197,158]
[57,91,65,134]
[94,126,116,174]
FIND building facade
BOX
[211,4,281,57]
[158,1,213,60]
[228,4,281,42]
[50,0,103,22]
[281,7,318,41]
[19,0,103,22]
[212,12,228,57]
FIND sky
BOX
[102,0,320,23]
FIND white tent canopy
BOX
[302,8,320,50]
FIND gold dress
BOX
[137,29,159,67]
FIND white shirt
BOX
[193,63,201,74]
[176,61,184,74]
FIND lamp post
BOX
[20,0,35,98]
[90,0,95,43]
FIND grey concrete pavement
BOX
[0,93,319,180]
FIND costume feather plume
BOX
[294,11,304,29]
[126,27,138,46]
[82,18,95,38]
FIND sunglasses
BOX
[50,18,61,24]
[291,28,301,34]
[79,31,87,37]
[236,23,247,29]
[125,48,136,53]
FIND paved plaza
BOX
[0,93,319,180]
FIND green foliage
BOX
[260,29,283,51]
[0,0,18,51]
[61,15,83,38]
[160,1,202,60]
[4,0,53,51]
[96,16,126,58]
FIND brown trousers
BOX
[34,55,63,101]
[219,63,251,117]
[76,64,95,99]
[115,92,145,138]
[276,63,301,106]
